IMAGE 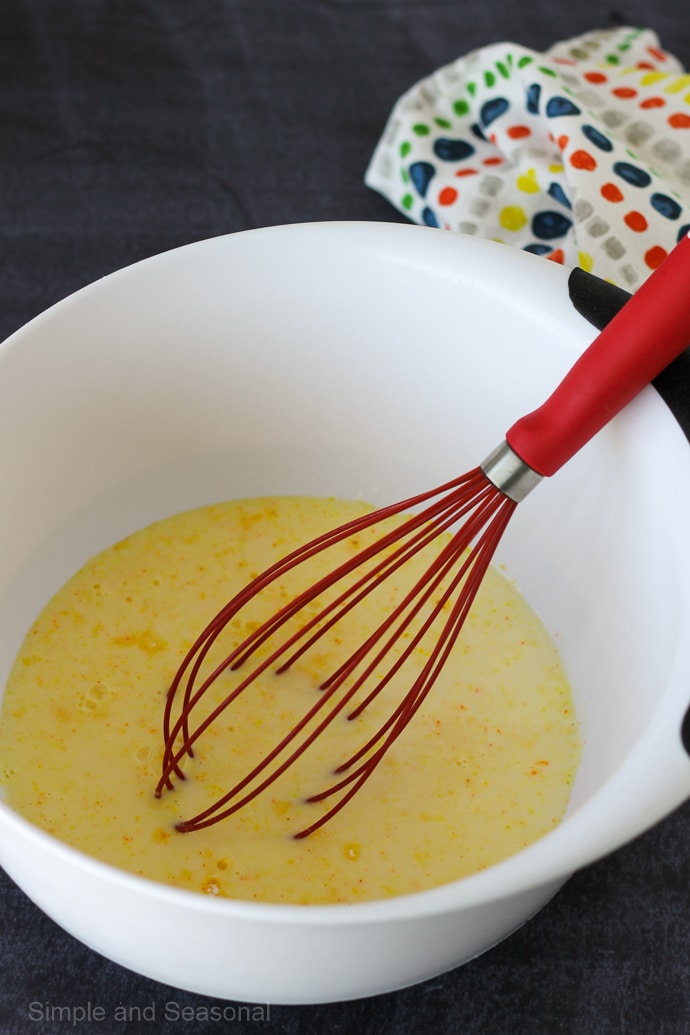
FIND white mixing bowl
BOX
[1,222,689,1004]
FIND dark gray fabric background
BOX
[1,2,689,1033]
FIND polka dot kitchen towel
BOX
[365,26,690,289]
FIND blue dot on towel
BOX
[613,161,652,188]
[548,182,571,209]
[480,97,510,127]
[581,124,613,152]
[532,211,573,240]
[523,243,554,256]
[433,137,476,161]
[545,97,581,118]
[677,223,690,242]
[421,206,440,228]
[526,83,541,115]
[408,161,436,198]
[650,192,682,220]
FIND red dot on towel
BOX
[640,96,665,109]
[601,182,624,202]
[624,211,648,232]
[612,87,637,99]
[669,113,690,128]
[584,71,608,83]
[645,245,668,269]
[569,149,596,170]
[438,187,458,205]
[507,125,531,139]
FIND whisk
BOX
[156,231,690,839]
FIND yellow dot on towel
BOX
[516,168,540,193]
[639,71,669,86]
[499,205,528,231]
[578,251,594,272]
[663,74,690,94]
[549,163,565,174]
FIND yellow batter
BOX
[0,497,580,904]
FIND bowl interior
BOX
[1,222,689,836]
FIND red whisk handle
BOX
[506,230,690,478]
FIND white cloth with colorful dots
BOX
[365,26,690,289]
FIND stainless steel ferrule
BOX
[480,440,543,504]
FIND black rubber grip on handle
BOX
[567,266,631,331]
[568,266,690,442]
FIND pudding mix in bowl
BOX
[0,496,580,904]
